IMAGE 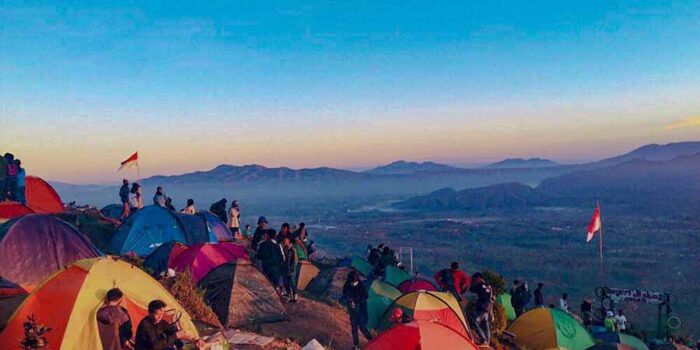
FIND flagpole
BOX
[598,202,604,282]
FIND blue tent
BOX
[109,205,215,256]
[196,211,234,242]
[100,204,124,220]
[142,241,187,276]
[175,212,217,244]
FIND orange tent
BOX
[0,257,198,350]
[365,320,479,350]
[0,201,34,222]
[25,176,63,214]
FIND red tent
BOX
[365,320,479,350]
[170,243,249,283]
[0,201,34,221]
[398,277,440,293]
[25,176,63,214]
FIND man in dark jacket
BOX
[343,270,372,349]
[511,282,532,317]
[435,262,470,302]
[282,237,299,302]
[534,282,545,307]
[251,216,268,251]
[257,229,284,292]
[469,272,494,345]
[209,198,227,223]
[119,179,130,220]
[97,288,132,350]
[134,300,201,350]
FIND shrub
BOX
[159,270,222,329]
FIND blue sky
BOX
[2,1,700,183]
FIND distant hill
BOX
[595,141,700,166]
[396,182,551,212]
[484,158,559,169]
[144,164,371,184]
[365,160,456,175]
[537,153,700,215]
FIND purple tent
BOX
[0,215,101,290]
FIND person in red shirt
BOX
[434,261,470,302]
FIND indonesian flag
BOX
[118,152,138,172]
[586,205,602,242]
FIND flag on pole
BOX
[118,152,139,172]
[586,204,601,242]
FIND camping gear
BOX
[397,277,439,293]
[199,260,288,328]
[367,279,402,330]
[296,260,320,291]
[24,176,63,214]
[170,243,249,284]
[0,214,101,290]
[110,205,216,256]
[350,257,374,277]
[384,265,412,286]
[376,290,470,338]
[496,293,517,321]
[196,211,234,242]
[364,319,479,350]
[0,257,199,350]
[0,201,34,222]
[175,212,218,245]
[508,308,595,350]
[99,203,124,220]
[142,241,189,276]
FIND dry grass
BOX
[159,270,223,329]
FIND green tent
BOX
[508,307,595,350]
[496,293,516,321]
[384,265,411,287]
[351,257,374,277]
[366,279,401,330]
[619,334,649,350]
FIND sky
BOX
[1,1,700,184]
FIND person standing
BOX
[257,229,284,292]
[604,311,618,332]
[282,237,299,303]
[129,183,143,213]
[209,198,227,223]
[559,293,570,313]
[251,216,268,251]
[343,270,372,350]
[119,179,130,220]
[534,282,545,307]
[0,152,7,201]
[615,309,627,333]
[180,199,196,214]
[14,159,26,205]
[434,262,470,302]
[227,201,241,237]
[469,272,494,345]
[581,299,593,331]
[153,186,167,207]
[97,288,133,350]
[4,153,18,201]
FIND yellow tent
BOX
[0,257,199,350]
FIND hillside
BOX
[365,160,456,174]
[396,182,551,212]
[537,153,700,215]
[595,141,700,166]
[484,158,559,169]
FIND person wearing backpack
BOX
[434,262,470,302]
[469,272,494,345]
[97,288,133,350]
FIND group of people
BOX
[365,244,401,278]
[96,288,204,350]
[0,152,26,204]
[252,217,315,303]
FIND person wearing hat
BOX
[389,308,412,325]
[251,216,268,251]
[604,310,618,332]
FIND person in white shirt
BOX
[228,200,241,237]
[559,293,569,312]
[615,309,627,332]
[181,198,196,214]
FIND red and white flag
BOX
[586,204,602,242]
[118,152,139,172]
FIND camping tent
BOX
[174,212,218,244]
[587,344,637,350]
[110,205,216,256]
[0,214,101,290]
[367,279,402,330]
[496,293,517,321]
[100,204,124,220]
[25,176,63,214]
[350,257,374,277]
[0,201,34,222]
[0,257,198,350]
[508,308,595,350]
[376,290,470,338]
[365,320,479,350]
[196,211,234,242]
[142,241,189,276]
[296,260,320,291]
[397,277,439,293]
[199,260,288,328]
[384,265,412,287]
[305,266,353,301]
[0,277,24,298]
[170,242,249,284]
[592,333,649,350]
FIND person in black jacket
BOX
[251,216,268,251]
[134,300,202,350]
[468,272,494,345]
[209,198,228,223]
[343,270,372,350]
[119,179,130,220]
[534,282,545,307]
[257,229,284,292]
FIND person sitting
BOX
[180,199,196,214]
[134,300,202,350]
[468,272,494,345]
[97,288,133,350]
[559,293,570,313]
[434,262,470,302]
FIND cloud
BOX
[665,116,700,130]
